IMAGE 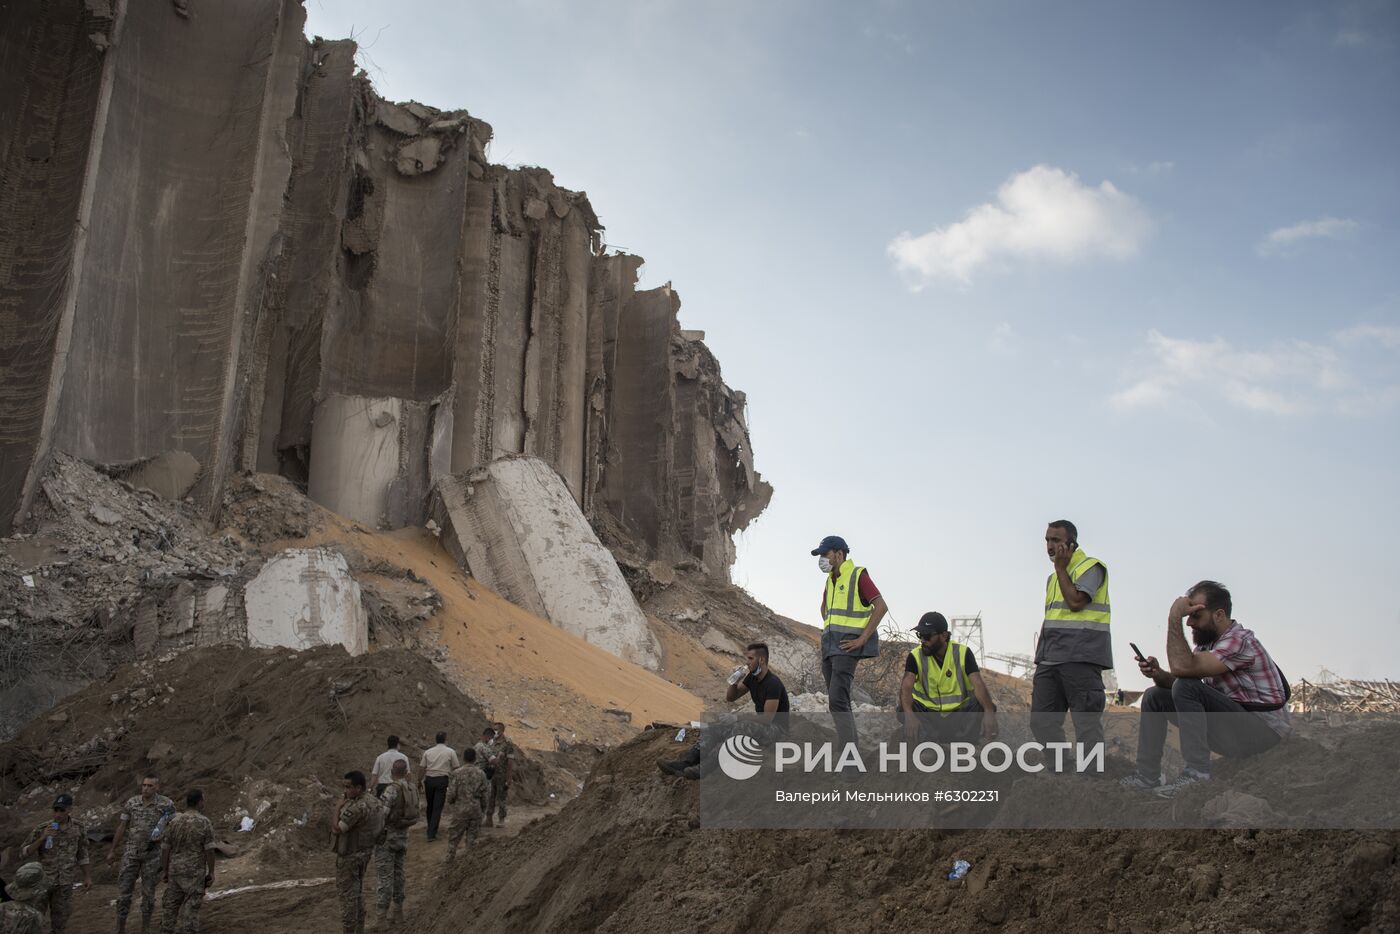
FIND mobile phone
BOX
[1130,642,1146,662]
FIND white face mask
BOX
[817,556,833,573]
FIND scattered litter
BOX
[948,859,971,881]
[238,816,255,832]
[22,575,35,588]
[674,728,687,742]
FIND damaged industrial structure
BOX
[1,0,772,688]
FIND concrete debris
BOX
[1202,790,1280,828]
[244,548,367,656]
[0,6,770,621]
[124,450,202,501]
[698,627,741,655]
[432,457,662,670]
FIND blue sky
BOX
[305,1,1400,680]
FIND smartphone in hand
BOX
[1130,642,1147,663]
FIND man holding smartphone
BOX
[1030,520,1112,761]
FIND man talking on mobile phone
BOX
[1030,519,1112,763]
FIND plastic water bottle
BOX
[727,665,749,686]
[948,859,971,880]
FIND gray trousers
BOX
[822,654,860,752]
[902,696,985,744]
[1136,678,1282,775]
[1030,662,1105,755]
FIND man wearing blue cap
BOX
[812,535,887,754]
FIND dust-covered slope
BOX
[418,729,1400,934]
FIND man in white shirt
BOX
[418,732,459,841]
[370,735,410,797]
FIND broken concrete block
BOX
[375,100,423,136]
[431,456,661,670]
[699,627,741,656]
[126,451,201,501]
[394,136,444,176]
[244,548,367,656]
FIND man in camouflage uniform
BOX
[333,770,378,934]
[472,727,496,816]
[484,722,516,827]
[18,793,91,933]
[107,773,176,934]
[0,863,48,934]
[159,789,215,934]
[372,760,416,927]
[444,748,490,861]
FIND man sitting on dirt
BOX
[899,612,999,745]
[18,793,92,934]
[1120,582,1291,797]
[484,722,516,827]
[373,760,417,927]
[0,863,47,934]
[107,772,176,934]
[445,748,491,861]
[657,642,790,780]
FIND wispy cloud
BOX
[1113,325,1400,416]
[1258,216,1359,255]
[888,165,1151,288]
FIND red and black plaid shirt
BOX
[1201,621,1291,734]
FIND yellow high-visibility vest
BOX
[910,641,972,713]
[1039,548,1112,668]
[822,559,871,636]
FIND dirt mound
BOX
[0,645,555,869]
[417,729,1400,933]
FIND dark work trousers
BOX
[822,654,861,755]
[901,696,985,744]
[1030,662,1106,758]
[1136,678,1282,776]
[423,775,449,839]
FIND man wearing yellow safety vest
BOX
[1031,519,1111,756]
[900,612,998,744]
[813,535,887,753]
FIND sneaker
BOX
[1155,767,1210,798]
[1117,772,1162,792]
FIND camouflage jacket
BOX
[0,901,43,934]
[446,765,489,814]
[119,793,176,856]
[334,793,374,856]
[21,818,88,884]
[378,781,413,847]
[491,737,517,782]
[162,811,214,882]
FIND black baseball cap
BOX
[52,794,73,810]
[912,612,949,637]
[810,535,849,556]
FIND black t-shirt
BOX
[904,646,980,675]
[743,670,790,715]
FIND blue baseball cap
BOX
[810,535,849,556]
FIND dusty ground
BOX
[56,802,564,934]
[412,729,1400,934]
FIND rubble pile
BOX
[417,729,1400,934]
[0,645,553,866]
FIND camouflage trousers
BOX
[159,871,206,934]
[373,832,406,909]
[488,778,508,821]
[44,879,73,934]
[445,805,482,859]
[117,846,162,922]
[335,851,371,934]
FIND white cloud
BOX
[1258,216,1359,255]
[888,165,1152,287]
[1113,327,1399,417]
[988,321,1018,355]
[1335,322,1400,350]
